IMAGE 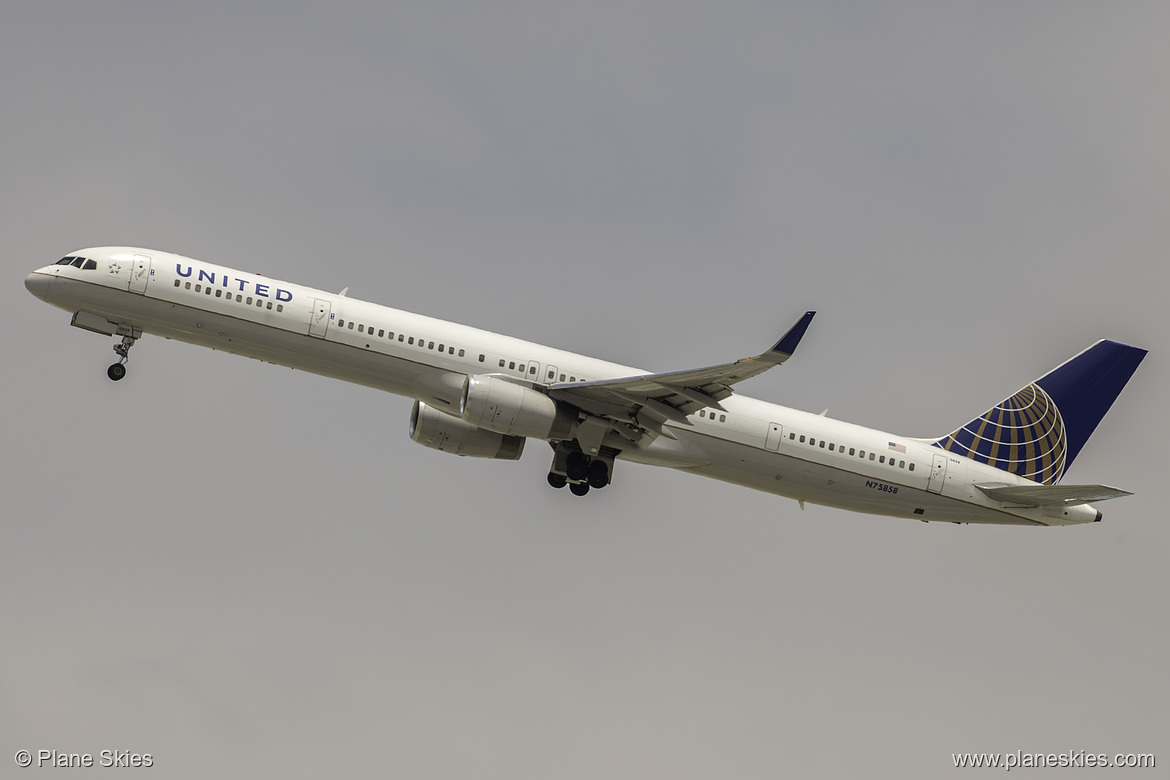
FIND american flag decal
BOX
[888,442,906,453]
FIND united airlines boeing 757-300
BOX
[26,247,1146,526]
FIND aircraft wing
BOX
[548,311,815,438]
[975,483,1133,507]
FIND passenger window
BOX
[809,438,816,446]
[719,414,726,422]
[398,335,404,342]
[547,370,555,380]
[236,294,243,302]
[247,297,253,305]
[358,325,364,333]
[195,284,202,293]
[276,305,283,312]
[338,319,345,327]
[266,301,273,310]
[879,455,886,464]
[529,366,536,375]
[348,321,355,330]
[83,260,97,270]
[799,435,806,443]
[174,279,181,287]
[819,440,826,448]
[869,453,875,461]
[409,337,415,345]
[828,443,835,451]
[215,289,222,297]
[185,282,191,289]
[499,359,506,367]
[478,354,485,362]
[559,374,566,381]
[899,460,905,468]
[256,298,263,306]
[377,329,384,337]
[449,347,455,355]
[428,342,434,349]
[438,344,444,352]
[205,287,212,295]
[458,349,465,357]
[518,364,525,372]
[849,448,855,456]
[909,463,915,472]
[509,362,516,370]
[699,410,706,418]
[569,376,576,382]
[789,433,795,440]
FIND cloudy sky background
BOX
[2,2,1166,777]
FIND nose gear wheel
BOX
[107,334,137,381]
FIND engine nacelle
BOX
[410,400,525,460]
[460,375,575,440]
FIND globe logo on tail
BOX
[935,383,1068,485]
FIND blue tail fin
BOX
[933,340,1146,484]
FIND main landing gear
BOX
[547,444,613,497]
[107,334,137,381]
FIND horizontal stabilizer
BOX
[976,482,1133,507]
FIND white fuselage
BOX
[26,247,1097,526]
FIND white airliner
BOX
[26,247,1146,526]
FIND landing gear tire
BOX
[109,332,137,381]
[565,451,589,482]
[569,481,590,497]
[547,472,567,489]
[588,459,609,489]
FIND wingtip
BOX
[771,310,816,356]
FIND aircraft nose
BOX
[25,271,52,301]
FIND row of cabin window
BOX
[472,354,587,383]
[335,318,468,357]
[176,279,285,312]
[491,358,587,383]
[327,322,591,385]
[789,432,915,471]
[698,409,728,422]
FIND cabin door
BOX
[309,299,331,338]
[765,423,784,451]
[927,453,948,494]
[129,254,152,294]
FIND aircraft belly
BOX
[672,433,1040,525]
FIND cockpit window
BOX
[55,256,96,269]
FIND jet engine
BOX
[410,400,525,460]
[460,375,575,440]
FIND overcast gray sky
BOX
[3,2,1166,777]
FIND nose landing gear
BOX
[108,333,137,381]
